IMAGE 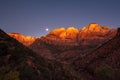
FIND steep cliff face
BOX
[47,23,116,43]
[79,23,113,38]
[78,23,117,46]
[47,27,79,41]
[60,27,79,40]
[42,23,116,49]
[8,33,36,46]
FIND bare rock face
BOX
[8,33,36,46]
[46,23,116,47]
[78,23,117,46]
[49,27,66,37]
[48,27,79,41]
[79,23,112,38]
[60,27,79,40]
[48,23,116,41]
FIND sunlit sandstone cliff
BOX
[8,33,36,46]
[45,23,116,46]
[48,27,79,40]
[79,23,113,38]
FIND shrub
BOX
[95,65,120,80]
[20,66,38,80]
[0,66,20,80]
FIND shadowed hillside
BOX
[73,28,120,80]
[0,29,80,80]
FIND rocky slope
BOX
[73,28,120,80]
[0,29,80,80]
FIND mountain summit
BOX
[48,27,79,40]
[79,23,115,38]
[81,23,101,31]
[46,23,116,43]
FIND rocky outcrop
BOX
[48,27,79,41]
[8,33,36,46]
[48,23,116,41]
[79,23,113,38]
[45,23,116,47]
[78,23,117,46]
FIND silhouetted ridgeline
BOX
[117,28,120,36]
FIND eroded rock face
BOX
[48,27,79,40]
[46,23,116,46]
[78,23,117,46]
[8,33,36,46]
[60,27,79,40]
[79,23,112,38]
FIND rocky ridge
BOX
[8,33,36,46]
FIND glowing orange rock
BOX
[8,33,36,46]
[88,23,101,31]
[49,27,65,36]
[49,27,79,40]
[79,23,111,38]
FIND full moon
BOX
[45,28,49,32]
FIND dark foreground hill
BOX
[73,28,120,80]
[0,29,80,80]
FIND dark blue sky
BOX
[0,0,120,36]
